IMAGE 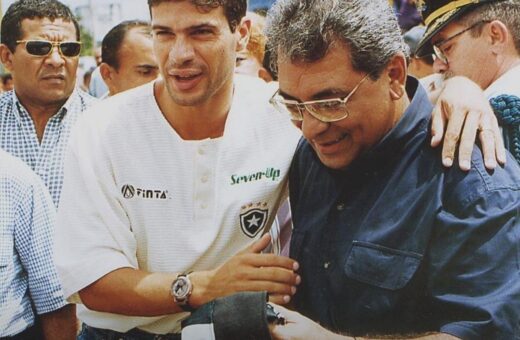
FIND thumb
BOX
[241,233,272,254]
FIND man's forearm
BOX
[79,268,186,316]
[40,304,77,340]
[78,237,299,316]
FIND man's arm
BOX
[16,174,76,338]
[269,305,459,340]
[428,76,506,170]
[79,234,300,316]
[39,304,76,340]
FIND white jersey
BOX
[54,75,301,333]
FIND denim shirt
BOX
[289,78,520,339]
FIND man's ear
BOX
[236,17,251,52]
[0,44,14,72]
[99,63,116,94]
[488,20,508,52]
[386,53,407,100]
[258,67,273,82]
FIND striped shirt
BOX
[0,89,96,206]
[0,149,66,337]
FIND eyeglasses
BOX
[433,20,490,64]
[16,40,82,57]
[269,74,370,123]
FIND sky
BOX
[3,0,149,20]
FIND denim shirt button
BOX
[336,202,345,211]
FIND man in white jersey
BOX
[55,0,507,338]
[55,0,300,338]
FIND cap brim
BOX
[415,6,473,57]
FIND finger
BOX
[479,128,497,170]
[457,110,480,171]
[241,265,301,285]
[241,233,272,254]
[242,253,299,271]
[430,98,446,148]
[268,293,294,305]
[476,111,500,169]
[441,100,466,167]
[492,116,507,166]
[233,280,296,298]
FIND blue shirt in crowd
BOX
[289,78,520,339]
[0,149,66,337]
[0,88,96,206]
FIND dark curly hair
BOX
[1,0,80,53]
[148,0,247,32]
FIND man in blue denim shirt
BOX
[266,0,520,339]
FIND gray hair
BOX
[265,0,406,79]
[458,0,520,54]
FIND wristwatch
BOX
[171,272,194,312]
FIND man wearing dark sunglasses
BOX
[0,0,95,339]
[415,0,520,163]
[0,0,96,206]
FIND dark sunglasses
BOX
[16,40,82,57]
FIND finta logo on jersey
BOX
[121,184,169,200]
[230,167,281,185]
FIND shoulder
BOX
[75,83,154,133]
[76,88,98,107]
[232,74,301,138]
[485,65,520,98]
[443,148,520,208]
[0,90,14,114]
[233,74,278,110]
[0,150,43,199]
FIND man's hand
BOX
[269,304,346,340]
[40,304,77,340]
[190,234,300,307]
[430,76,506,171]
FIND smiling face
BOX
[0,17,79,108]
[151,0,246,108]
[277,43,405,170]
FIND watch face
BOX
[173,277,190,298]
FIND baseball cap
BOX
[415,0,505,57]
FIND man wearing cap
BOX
[416,0,520,163]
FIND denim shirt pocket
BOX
[344,241,422,290]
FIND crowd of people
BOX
[0,0,519,339]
